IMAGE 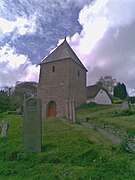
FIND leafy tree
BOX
[10,81,37,110]
[97,75,116,94]
[3,86,14,110]
[0,90,10,112]
[114,83,128,100]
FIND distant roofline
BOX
[87,84,113,102]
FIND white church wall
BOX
[95,89,112,105]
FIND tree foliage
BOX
[10,81,37,109]
[0,81,38,111]
[114,83,128,100]
[97,75,116,94]
[0,90,10,111]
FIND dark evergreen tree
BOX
[114,83,128,100]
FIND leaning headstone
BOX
[121,101,130,111]
[0,120,9,138]
[23,97,42,153]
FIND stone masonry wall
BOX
[37,58,87,119]
[69,59,87,108]
[38,59,70,118]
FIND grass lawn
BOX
[0,105,135,179]
[77,103,135,135]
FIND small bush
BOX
[122,109,135,115]
[113,100,125,104]
[76,120,81,124]
[112,109,135,117]
[119,137,133,153]
[6,110,17,115]
[127,96,135,104]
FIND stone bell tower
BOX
[38,38,87,119]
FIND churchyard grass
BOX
[0,106,135,179]
[77,103,135,135]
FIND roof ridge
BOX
[41,38,87,71]
[87,84,112,102]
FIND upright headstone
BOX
[121,101,130,111]
[0,120,9,138]
[23,97,42,153]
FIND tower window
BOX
[52,66,55,72]
[78,70,80,77]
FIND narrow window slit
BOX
[52,66,55,72]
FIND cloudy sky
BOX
[0,0,135,95]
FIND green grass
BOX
[77,103,135,135]
[0,108,135,179]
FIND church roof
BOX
[87,84,112,101]
[41,38,87,71]
[87,84,101,98]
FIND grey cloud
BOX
[0,62,28,87]
[87,23,135,91]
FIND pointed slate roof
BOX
[41,38,87,71]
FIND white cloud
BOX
[0,44,39,87]
[66,0,135,95]
[0,18,15,33]
[74,0,135,55]
[23,64,40,83]
[0,45,26,69]
[0,13,37,37]
[128,88,135,97]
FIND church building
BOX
[37,38,87,119]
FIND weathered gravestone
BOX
[23,97,42,153]
[0,120,9,138]
[121,101,131,111]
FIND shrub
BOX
[6,110,17,115]
[113,100,125,104]
[112,109,135,117]
[127,96,135,104]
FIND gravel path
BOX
[82,122,122,144]
[97,128,122,143]
[82,122,135,152]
